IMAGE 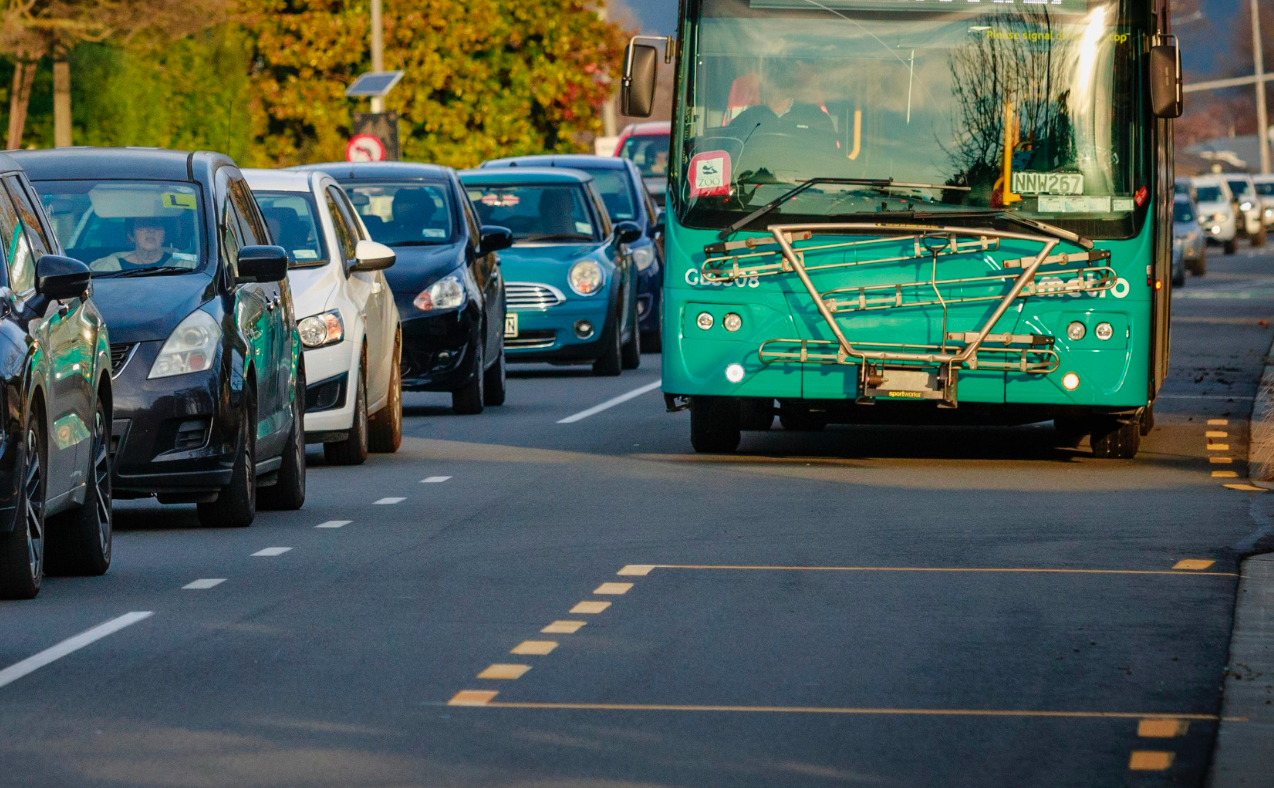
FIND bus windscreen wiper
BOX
[906,209,1094,251]
[714,177,966,243]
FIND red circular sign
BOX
[346,134,387,163]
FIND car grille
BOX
[506,330,556,350]
[109,343,135,377]
[506,282,565,310]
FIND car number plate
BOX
[504,313,519,338]
[878,368,940,399]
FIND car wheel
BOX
[325,361,369,465]
[0,412,46,599]
[1173,268,1185,288]
[453,339,485,415]
[1225,238,1238,255]
[690,396,741,453]
[369,334,404,451]
[198,386,257,528]
[1090,417,1141,459]
[45,398,112,576]
[642,330,662,353]
[259,367,306,511]
[621,318,641,370]
[592,308,623,377]
[1255,228,1267,247]
[1196,250,1207,276]
[482,336,507,408]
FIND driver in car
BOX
[90,216,176,272]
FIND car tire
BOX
[453,340,485,415]
[325,362,369,465]
[1090,417,1141,459]
[0,411,46,599]
[593,308,623,377]
[369,334,404,451]
[690,396,741,453]
[1173,267,1185,288]
[259,368,306,511]
[483,337,507,408]
[642,330,662,353]
[1255,228,1267,247]
[1191,250,1207,276]
[45,398,112,577]
[1225,238,1238,255]
[198,387,256,528]
[780,407,828,432]
[621,319,641,370]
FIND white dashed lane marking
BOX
[183,579,226,590]
[375,497,406,505]
[315,520,351,529]
[0,612,153,690]
[251,547,293,557]
[421,476,451,483]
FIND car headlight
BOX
[148,310,221,379]
[568,259,605,296]
[631,246,656,272]
[413,275,465,312]
[1242,201,1254,212]
[297,309,344,349]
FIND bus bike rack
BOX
[700,222,1116,407]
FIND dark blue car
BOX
[478,155,664,351]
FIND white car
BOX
[1223,172,1266,246]
[245,169,403,465]
[1191,175,1239,255]
[1252,174,1274,228]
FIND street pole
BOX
[1252,0,1269,173]
[371,0,385,114]
[597,1,618,139]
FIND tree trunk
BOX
[53,47,72,148]
[6,58,36,150]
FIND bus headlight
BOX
[1095,322,1114,341]
[1062,372,1081,391]
[725,363,745,383]
[696,312,714,330]
[1066,321,1086,341]
[723,313,742,332]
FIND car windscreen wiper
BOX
[386,240,447,247]
[716,177,968,242]
[95,265,194,279]
[905,209,1094,250]
[519,233,595,243]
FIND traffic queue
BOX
[0,138,667,600]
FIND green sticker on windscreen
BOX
[162,192,197,210]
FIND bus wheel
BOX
[1090,418,1141,459]
[1140,404,1155,436]
[740,398,775,431]
[690,397,741,453]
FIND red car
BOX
[614,121,670,207]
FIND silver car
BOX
[1224,173,1266,246]
[1173,195,1206,276]
[1252,174,1274,228]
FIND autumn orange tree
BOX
[238,0,629,168]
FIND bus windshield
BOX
[676,0,1146,236]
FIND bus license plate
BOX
[878,368,940,399]
[504,313,519,338]
[1010,172,1084,196]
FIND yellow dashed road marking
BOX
[618,565,655,576]
[1210,456,1234,464]
[1173,560,1215,571]
[570,601,611,614]
[542,620,586,634]
[463,701,1222,720]
[1138,719,1189,737]
[1212,470,1239,478]
[644,564,1236,577]
[1224,484,1267,492]
[594,582,634,595]
[1206,431,1228,438]
[1208,419,1229,426]
[1128,751,1174,770]
[448,690,498,706]
[478,664,531,680]
[511,641,558,655]
[1208,443,1231,451]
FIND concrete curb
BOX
[1249,344,1274,482]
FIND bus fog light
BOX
[725,363,745,383]
[574,320,594,339]
[723,313,742,332]
[696,312,714,330]
[1095,322,1114,341]
[1066,321,1086,341]
[1062,372,1081,391]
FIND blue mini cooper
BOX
[459,168,642,375]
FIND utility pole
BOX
[597,1,617,139]
[1251,0,1269,173]
[371,0,385,114]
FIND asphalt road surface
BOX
[2,246,1274,788]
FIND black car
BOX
[479,155,664,351]
[296,163,512,414]
[17,148,305,529]
[0,153,114,599]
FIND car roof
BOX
[481,154,629,171]
[459,167,594,185]
[243,168,323,192]
[8,146,233,182]
[0,151,27,176]
[291,161,454,181]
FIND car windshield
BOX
[341,180,455,246]
[575,168,639,222]
[254,191,327,267]
[1173,200,1194,223]
[465,183,600,242]
[1195,185,1223,203]
[1228,179,1254,198]
[677,0,1147,237]
[620,134,671,179]
[1256,182,1274,196]
[37,180,203,276]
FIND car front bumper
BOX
[506,290,613,363]
[399,306,481,392]
[300,340,359,438]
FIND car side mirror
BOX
[614,220,643,245]
[1149,40,1183,119]
[621,42,659,118]
[236,245,288,283]
[350,239,396,272]
[35,255,91,301]
[479,225,514,256]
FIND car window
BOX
[5,177,49,293]
[0,186,26,290]
[1256,182,1274,196]
[465,183,599,242]
[576,168,638,222]
[1227,179,1253,198]
[457,182,481,248]
[341,180,455,246]
[254,191,327,267]
[618,134,670,178]
[1172,200,1194,223]
[587,186,613,237]
[332,187,367,241]
[35,179,204,277]
[230,179,269,246]
[221,196,246,277]
[325,187,358,261]
[1195,185,1223,203]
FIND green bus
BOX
[621,0,1183,459]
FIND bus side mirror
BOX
[1150,41,1183,119]
[622,43,659,118]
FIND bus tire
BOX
[1225,238,1238,255]
[1140,404,1155,436]
[740,398,774,431]
[691,397,740,453]
[1090,418,1141,459]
